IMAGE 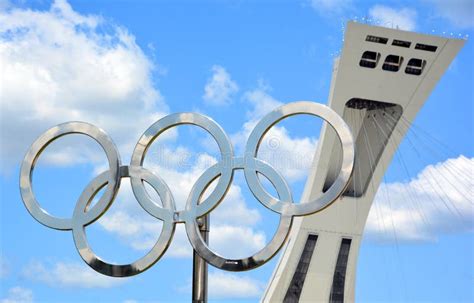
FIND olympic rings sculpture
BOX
[19,101,355,277]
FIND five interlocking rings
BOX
[19,101,355,277]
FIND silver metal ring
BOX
[184,157,293,271]
[130,113,234,222]
[72,166,176,277]
[19,101,355,276]
[244,101,355,216]
[19,122,121,230]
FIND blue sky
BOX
[0,0,473,302]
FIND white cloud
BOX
[369,5,417,31]
[99,199,266,259]
[90,172,183,254]
[22,260,125,288]
[209,272,265,299]
[243,84,282,121]
[202,65,238,106]
[257,126,318,184]
[309,0,353,15]
[366,156,474,242]
[179,272,265,299]
[145,152,219,210]
[0,287,33,303]
[210,185,261,227]
[233,85,318,184]
[231,85,280,150]
[209,225,266,258]
[99,209,164,251]
[0,256,8,278]
[0,0,312,268]
[0,0,167,172]
[96,146,264,258]
[427,0,474,29]
[99,185,264,257]
[96,84,316,258]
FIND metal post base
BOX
[192,215,209,303]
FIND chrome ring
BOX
[244,101,355,216]
[19,101,355,276]
[72,166,176,277]
[19,122,121,230]
[184,157,293,271]
[130,113,234,222]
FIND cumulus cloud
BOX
[1,0,312,268]
[209,272,265,299]
[232,85,318,184]
[179,272,265,299]
[309,0,353,15]
[99,198,266,259]
[99,186,265,258]
[97,83,317,258]
[0,0,167,172]
[369,5,417,31]
[427,0,474,29]
[366,156,473,242]
[202,65,238,106]
[257,126,318,184]
[209,225,266,258]
[210,184,261,227]
[99,208,165,251]
[243,83,283,121]
[0,287,33,303]
[22,260,125,288]
[96,146,264,258]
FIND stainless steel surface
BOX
[184,156,294,271]
[19,122,121,230]
[244,101,355,216]
[19,101,355,278]
[130,112,234,222]
[72,166,176,277]
[192,215,209,303]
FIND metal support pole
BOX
[192,215,209,303]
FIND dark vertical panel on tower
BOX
[283,234,318,303]
[329,238,352,303]
[323,98,403,197]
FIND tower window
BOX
[382,55,403,72]
[405,58,426,75]
[359,51,380,69]
[392,39,411,48]
[365,35,388,44]
[415,43,437,52]
[284,234,318,303]
[329,238,352,303]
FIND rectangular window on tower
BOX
[283,234,318,303]
[329,238,352,303]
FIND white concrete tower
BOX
[263,22,464,302]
